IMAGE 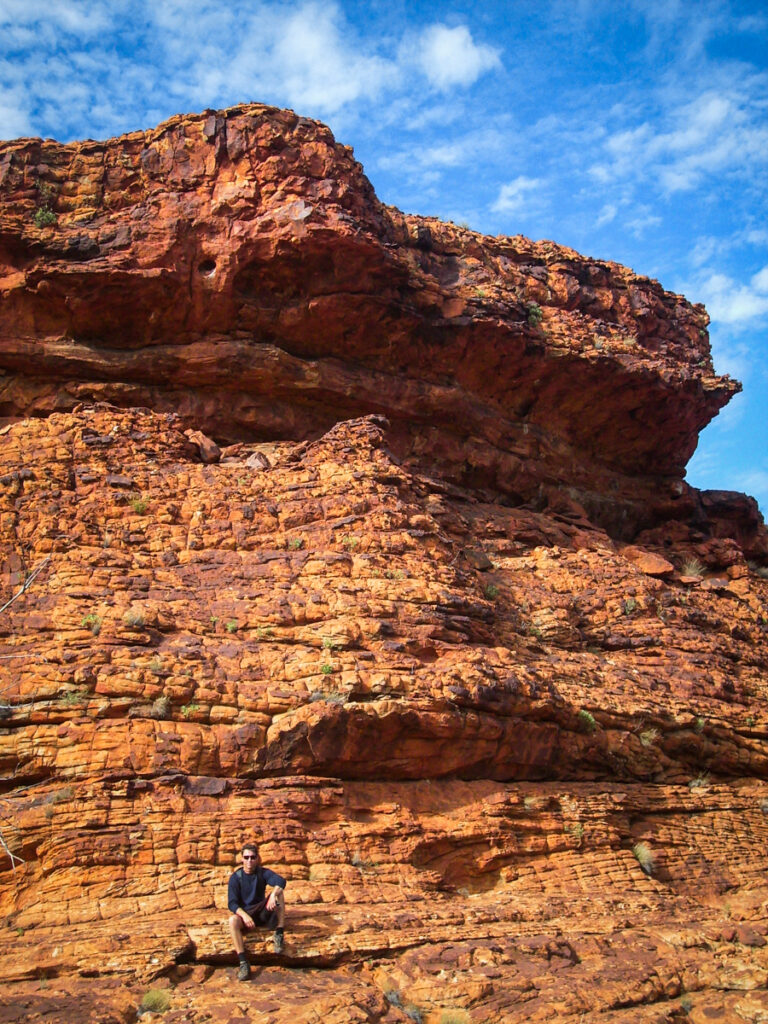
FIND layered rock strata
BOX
[0,103,749,541]
[0,106,767,1023]
[0,407,766,1023]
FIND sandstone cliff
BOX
[0,105,767,1024]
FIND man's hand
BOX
[237,909,255,929]
[266,887,283,912]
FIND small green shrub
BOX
[384,990,403,1008]
[565,821,585,840]
[694,716,706,734]
[34,207,57,228]
[225,619,238,633]
[342,535,360,549]
[526,302,543,327]
[322,637,340,651]
[680,994,693,1013]
[321,663,334,675]
[404,1005,424,1024]
[689,771,710,791]
[288,537,304,550]
[483,583,499,600]
[577,709,596,733]
[181,702,199,718]
[385,568,405,580]
[81,613,101,636]
[681,558,705,578]
[256,626,274,639]
[148,656,164,675]
[60,689,85,706]
[632,841,655,875]
[623,597,637,615]
[139,988,171,1013]
[130,496,148,514]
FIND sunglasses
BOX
[243,855,258,860]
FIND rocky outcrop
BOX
[0,103,745,541]
[1,406,767,1022]
[0,107,767,1023]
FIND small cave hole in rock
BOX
[198,259,217,277]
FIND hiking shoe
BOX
[273,931,284,954]
[237,961,251,981]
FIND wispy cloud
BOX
[491,176,544,216]
[595,203,618,227]
[592,84,768,195]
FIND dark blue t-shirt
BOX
[227,866,287,913]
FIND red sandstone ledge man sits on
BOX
[227,842,287,980]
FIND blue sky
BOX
[1,0,767,516]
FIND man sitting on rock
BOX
[227,842,287,980]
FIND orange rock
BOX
[621,545,674,576]
[0,104,767,1024]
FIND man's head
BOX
[241,843,260,873]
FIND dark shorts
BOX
[245,899,279,929]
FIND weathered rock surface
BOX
[0,106,767,1023]
[0,102,755,545]
[0,406,767,1022]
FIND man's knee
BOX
[228,914,242,931]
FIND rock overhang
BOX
[0,103,740,520]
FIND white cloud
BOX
[144,2,401,117]
[491,176,543,215]
[695,267,768,325]
[410,23,501,91]
[270,4,398,113]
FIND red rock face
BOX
[0,107,767,1023]
[0,103,746,540]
